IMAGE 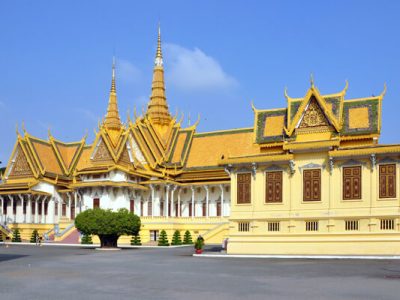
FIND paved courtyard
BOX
[0,244,400,300]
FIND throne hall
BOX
[1,28,400,255]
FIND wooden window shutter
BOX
[380,164,396,198]
[266,171,283,203]
[93,198,100,209]
[303,169,321,201]
[343,166,362,200]
[237,173,251,204]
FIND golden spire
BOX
[104,57,122,130]
[146,25,172,126]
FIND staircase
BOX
[0,223,12,239]
[54,221,80,244]
[202,222,229,244]
[57,228,80,244]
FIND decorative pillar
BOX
[27,195,32,223]
[48,197,55,224]
[165,185,170,219]
[171,186,177,217]
[178,188,182,217]
[58,197,62,222]
[219,184,224,218]
[191,186,195,218]
[0,196,3,223]
[35,196,39,224]
[66,193,71,220]
[204,186,209,218]
[150,184,155,218]
[10,195,15,223]
[41,198,45,224]
[17,194,25,223]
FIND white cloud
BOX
[117,59,142,84]
[164,43,238,91]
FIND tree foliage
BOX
[75,208,141,248]
[158,230,169,246]
[81,233,93,244]
[130,234,142,246]
[30,229,39,243]
[12,229,22,242]
[183,230,193,244]
[171,230,182,246]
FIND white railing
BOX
[55,222,75,238]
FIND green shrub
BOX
[0,232,3,242]
[75,208,141,248]
[81,233,93,244]
[30,229,39,243]
[12,229,22,242]
[158,230,169,246]
[194,238,204,250]
[130,234,142,246]
[171,230,182,245]
[183,230,193,244]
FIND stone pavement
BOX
[0,244,399,300]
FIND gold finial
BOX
[145,24,172,127]
[16,123,19,136]
[155,23,163,66]
[21,121,26,133]
[104,57,122,129]
[310,73,314,87]
[111,56,116,93]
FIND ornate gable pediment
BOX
[8,145,34,178]
[297,97,331,130]
[92,138,113,162]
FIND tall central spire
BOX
[146,25,172,126]
[104,58,122,130]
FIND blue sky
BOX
[0,1,399,166]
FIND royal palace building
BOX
[1,29,400,255]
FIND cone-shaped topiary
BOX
[130,234,142,246]
[12,229,22,242]
[158,230,169,246]
[183,230,193,244]
[0,232,3,242]
[171,230,182,245]
[30,229,39,243]
[81,233,93,244]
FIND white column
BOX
[48,197,55,224]
[67,193,71,220]
[150,185,155,218]
[171,186,177,217]
[41,198,45,223]
[58,197,62,221]
[0,196,3,223]
[220,184,224,217]
[17,194,25,223]
[178,188,181,217]
[35,196,39,223]
[27,195,32,223]
[191,186,195,218]
[165,185,170,219]
[10,195,15,223]
[204,186,209,218]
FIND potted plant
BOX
[194,236,204,254]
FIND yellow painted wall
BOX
[228,151,400,255]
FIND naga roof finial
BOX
[310,73,315,88]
